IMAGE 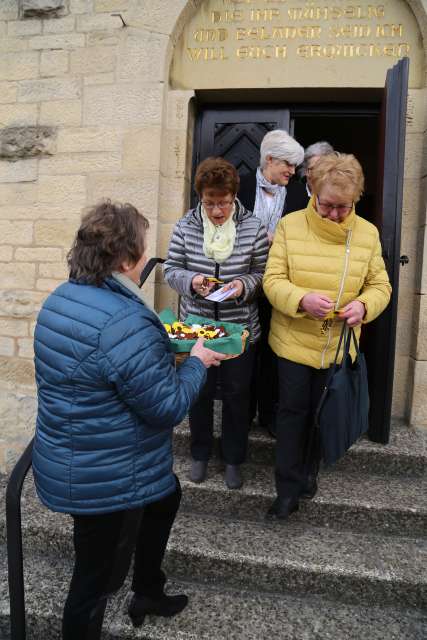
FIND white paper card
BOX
[205,286,237,302]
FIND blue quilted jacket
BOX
[32,276,206,515]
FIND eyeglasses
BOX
[316,197,353,215]
[272,158,296,170]
[202,200,233,211]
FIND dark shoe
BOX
[300,475,318,500]
[189,459,207,483]
[265,497,299,521]
[128,593,188,627]
[225,464,242,490]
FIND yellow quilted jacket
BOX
[263,198,392,369]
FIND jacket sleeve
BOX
[98,310,207,429]
[163,222,199,299]
[356,229,392,323]
[237,222,269,303]
[263,218,309,318]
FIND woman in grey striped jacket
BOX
[164,157,269,490]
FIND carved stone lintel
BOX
[19,0,68,19]
[0,126,57,161]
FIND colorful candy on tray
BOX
[163,321,228,340]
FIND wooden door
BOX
[192,107,290,204]
[367,58,409,443]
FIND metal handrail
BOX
[6,437,34,640]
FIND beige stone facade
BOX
[0,0,426,472]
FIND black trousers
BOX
[275,358,330,500]
[62,478,181,640]
[189,344,255,465]
[250,296,278,427]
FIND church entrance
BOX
[191,60,408,444]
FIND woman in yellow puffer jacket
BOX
[263,153,391,520]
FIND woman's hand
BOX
[339,300,366,327]
[192,274,215,297]
[221,279,244,299]
[300,292,334,318]
[190,338,227,368]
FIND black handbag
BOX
[314,323,370,466]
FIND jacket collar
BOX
[306,196,356,243]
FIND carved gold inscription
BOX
[187,3,410,62]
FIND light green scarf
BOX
[201,205,236,264]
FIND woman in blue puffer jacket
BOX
[32,201,225,639]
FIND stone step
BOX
[174,419,427,477]
[1,548,426,640]
[164,512,427,609]
[174,457,427,536]
[3,480,425,610]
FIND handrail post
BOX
[6,437,34,640]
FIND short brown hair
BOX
[68,200,149,286]
[194,157,240,196]
[310,153,365,203]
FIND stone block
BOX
[37,174,86,206]
[0,38,28,53]
[83,84,163,126]
[94,0,131,10]
[38,261,69,279]
[0,82,18,104]
[0,246,13,261]
[0,182,38,206]
[18,338,34,359]
[419,226,427,295]
[86,31,120,46]
[156,282,178,317]
[166,90,194,131]
[410,359,427,426]
[125,0,187,36]
[0,126,57,161]
[0,220,33,245]
[83,72,115,86]
[36,278,65,291]
[70,46,116,74]
[158,174,190,222]
[0,319,29,338]
[39,151,121,175]
[0,263,36,289]
[35,220,79,247]
[40,50,69,77]
[395,292,415,357]
[157,222,175,259]
[0,290,35,317]
[77,13,123,31]
[391,353,411,419]
[401,179,423,229]
[43,14,76,33]
[406,89,427,134]
[161,129,188,179]
[414,293,427,360]
[0,52,39,82]
[0,1,19,20]
[117,33,168,83]
[39,100,82,127]
[0,357,35,387]
[70,0,93,13]
[403,133,425,180]
[7,19,42,37]
[87,171,160,214]
[0,338,15,357]
[28,33,85,50]
[122,126,161,173]
[0,158,38,183]
[57,127,122,153]
[0,204,79,221]
[20,0,68,19]
[18,78,81,103]
[15,247,63,262]
[0,103,38,127]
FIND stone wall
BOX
[0,0,426,472]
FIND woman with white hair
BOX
[239,129,307,438]
[300,141,335,198]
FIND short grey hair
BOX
[301,141,335,177]
[260,129,304,168]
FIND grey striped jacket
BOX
[163,200,269,343]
